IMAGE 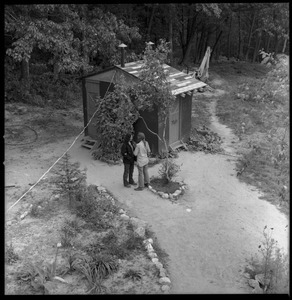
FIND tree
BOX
[129,40,177,181]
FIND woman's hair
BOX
[124,133,132,143]
[137,132,145,142]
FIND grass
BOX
[215,58,289,215]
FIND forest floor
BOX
[4,61,289,294]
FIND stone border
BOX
[148,181,188,201]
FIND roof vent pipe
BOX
[118,43,127,67]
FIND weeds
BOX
[75,253,117,294]
[244,226,289,293]
[15,243,61,294]
[5,242,19,264]
[124,269,142,281]
[121,231,144,252]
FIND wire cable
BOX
[6,70,116,213]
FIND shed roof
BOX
[116,60,206,95]
[83,60,207,96]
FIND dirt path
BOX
[67,112,288,293]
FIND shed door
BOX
[169,98,180,145]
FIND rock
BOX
[161,285,170,292]
[147,238,153,244]
[159,277,171,285]
[120,214,130,221]
[252,284,264,294]
[54,276,68,284]
[180,185,185,190]
[154,262,163,269]
[97,186,107,193]
[173,190,181,196]
[162,193,169,199]
[242,272,251,279]
[51,194,60,201]
[151,189,157,193]
[151,258,159,263]
[248,279,259,288]
[145,244,154,251]
[143,238,153,245]
[134,227,145,238]
[147,252,157,259]
[44,281,68,295]
[255,273,270,286]
[157,191,164,196]
[159,270,166,278]
[119,209,126,214]
[20,211,29,220]
[130,217,146,229]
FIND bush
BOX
[158,159,181,183]
[245,226,289,293]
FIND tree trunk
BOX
[282,31,289,53]
[147,4,156,41]
[245,12,256,61]
[168,4,174,65]
[21,59,30,81]
[274,34,280,55]
[180,8,198,66]
[54,61,61,81]
[227,14,233,60]
[252,31,262,63]
[210,30,222,61]
[196,30,205,63]
[181,35,195,66]
[238,11,243,59]
[266,34,271,52]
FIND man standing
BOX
[121,133,137,187]
[133,132,150,191]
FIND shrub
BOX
[51,153,87,207]
[158,159,181,183]
[244,226,289,293]
[75,253,118,294]
[124,269,142,281]
[5,243,19,264]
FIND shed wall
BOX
[133,106,159,154]
[180,93,192,142]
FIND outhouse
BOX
[81,60,206,155]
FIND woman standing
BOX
[121,133,137,188]
[133,132,151,191]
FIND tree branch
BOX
[138,115,163,143]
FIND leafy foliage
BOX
[50,153,87,206]
[158,159,181,183]
[92,77,139,162]
[245,226,289,294]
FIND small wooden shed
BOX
[82,60,206,154]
